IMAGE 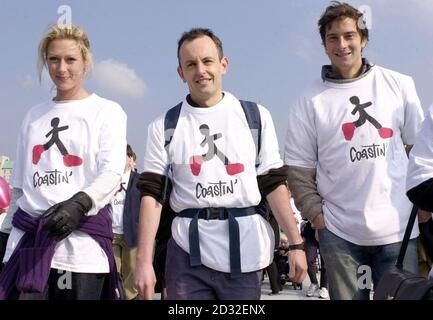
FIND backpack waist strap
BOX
[177,207,256,278]
[178,207,256,220]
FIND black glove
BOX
[42,192,93,240]
[0,231,9,270]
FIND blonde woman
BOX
[0,24,126,300]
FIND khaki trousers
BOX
[113,234,138,300]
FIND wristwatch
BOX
[288,242,305,251]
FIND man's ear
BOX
[220,57,229,75]
[177,66,186,82]
[361,37,368,50]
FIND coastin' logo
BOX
[189,124,244,176]
[32,117,83,167]
[341,96,393,141]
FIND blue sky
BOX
[1,0,433,170]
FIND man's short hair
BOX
[318,1,369,44]
[177,28,224,66]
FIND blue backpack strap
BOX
[162,102,182,202]
[164,102,183,149]
[239,100,262,167]
[240,100,270,224]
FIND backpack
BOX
[162,99,270,220]
[374,206,433,300]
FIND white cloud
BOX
[92,59,146,99]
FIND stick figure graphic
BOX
[114,182,127,197]
[32,117,83,167]
[189,124,244,176]
[341,96,393,141]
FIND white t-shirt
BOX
[407,105,433,279]
[143,91,283,272]
[290,198,302,233]
[109,170,131,234]
[407,104,433,191]
[285,65,424,245]
[5,93,127,273]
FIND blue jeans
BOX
[318,228,418,300]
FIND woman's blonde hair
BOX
[37,24,93,81]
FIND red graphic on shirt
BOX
[189,124,244,176]
[32,117,83,167]
[342,96,393,141]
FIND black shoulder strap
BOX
[239,100,262,167]
[396,206,419,268]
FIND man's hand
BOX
[418,209,432,224]
[134,261,157,300]
[311,213,325,229]
[287,249,307,284]
[42,192,92,240]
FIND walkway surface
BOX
[260,275,329,300]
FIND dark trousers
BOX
[11,268,107,300]
[154,239,168,293]
[165,238,262,300]
[305,236,328,288]
[266,215,281,293]
[265,260,281,293]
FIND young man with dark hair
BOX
[285,2,424,299]
[134,28,306,300]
